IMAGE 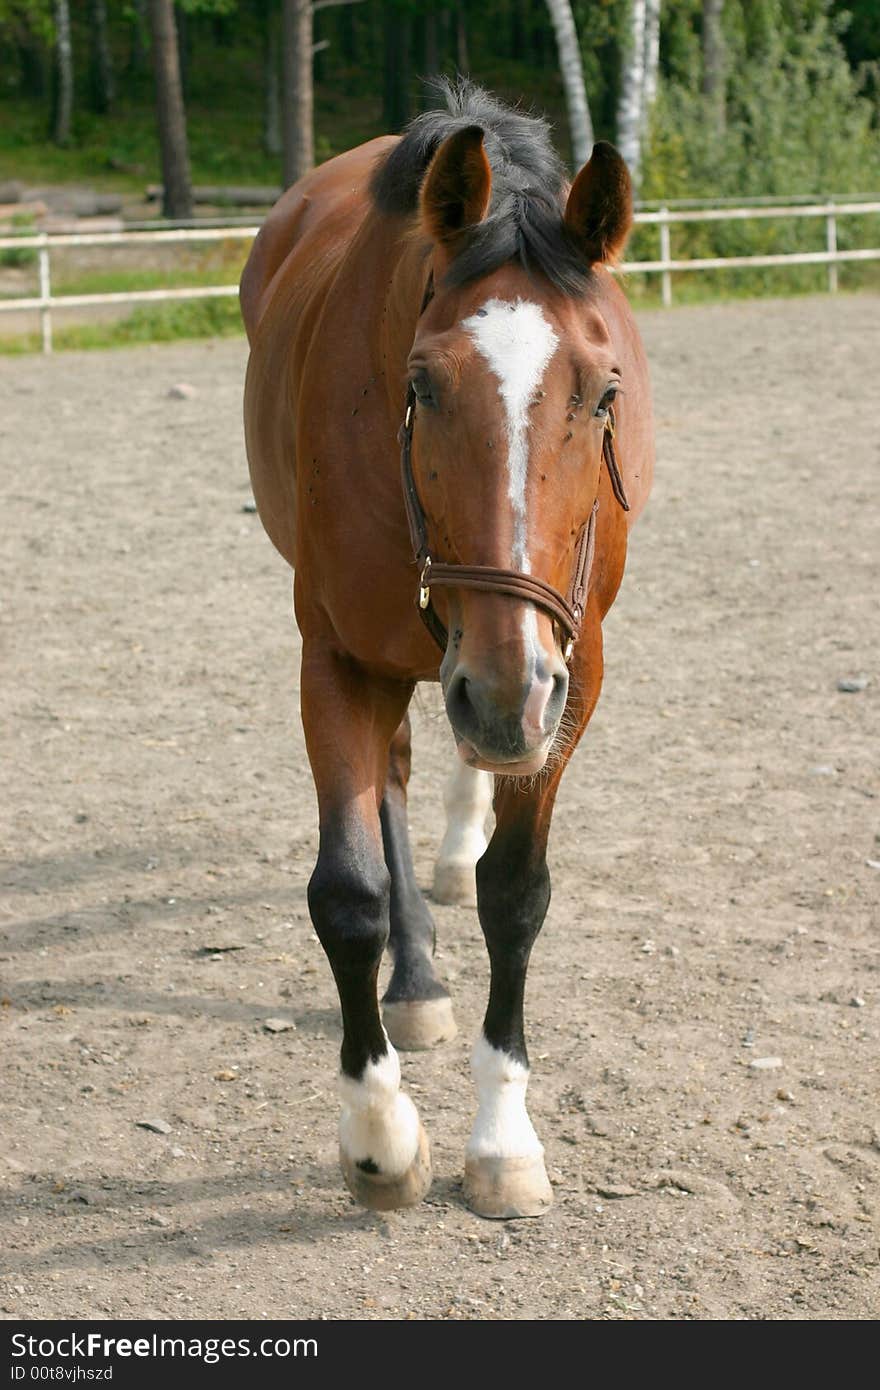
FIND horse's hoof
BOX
[382,996,457,1051]
[341,1123,432,1212]
[432,859,478,907]
[463,1153,553,1220]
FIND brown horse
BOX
[241,82,653,1219]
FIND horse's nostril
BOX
[447,671,476,736]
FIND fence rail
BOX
[2,199,880,353]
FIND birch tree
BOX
[616,0,647,184]
[545,0,593,168]
[644,0,660,113]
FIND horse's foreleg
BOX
[380,714,458,1050]
[432,762,493,906]
[301,646,431,1211]
[464,632,604,1220]
[465,791,556,1219]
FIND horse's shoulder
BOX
[241,136,399,340]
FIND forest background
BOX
[2,0,879,348]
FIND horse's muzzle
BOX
[444,663,568,775]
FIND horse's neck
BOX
[377,227,432,417]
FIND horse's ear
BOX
[564,141,633,266]
[420,125,492,245]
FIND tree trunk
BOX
[282,0,313,187]
[88,0,115,113]
[148,0,194,219]
[129,0,148,76]
[545,0,594,169]
[383,2,411,132]
[701,0,726,131]
[419,4,439,108]
[616,0,646,185]
[263,8,282,157]
[454,0,468,75]
[643,0,660,112]
[52,0,74,146]
[175,4,190,99]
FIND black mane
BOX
[370,79,591,298]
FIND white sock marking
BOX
[338,1043,420,1178]
[463,298,559,570]
[467,1033,543,1161]
[436,760,493,874]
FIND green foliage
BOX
[643,0,880,202]
[0,0,54,46]
[624,0,880,298]
[1,0,879,340]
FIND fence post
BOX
[659,207,672,307]
[826,204,838,293]
[38,241,52,354]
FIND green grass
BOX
[0,212,39,268]
[52,254,249,298]
[0,295,245,354]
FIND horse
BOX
[240,80,653,1219]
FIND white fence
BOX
[629,200,880,306]
[0,226,259,355]
[1,199,879,353]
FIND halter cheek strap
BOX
[398,281,630,662]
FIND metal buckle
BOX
[419,556,431,609]
[404,403,413,430]
[605,408,615,439]
[564,637,574,664]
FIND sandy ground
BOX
[0,293,878,1322]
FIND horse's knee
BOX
[476,846,550,953]
[308,845,390,967]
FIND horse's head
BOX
[406,125,632,776]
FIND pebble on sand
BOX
[168,382,197,399]
[136,1118,172,1134]
[749,1056,783,1071]
[836,675,870,692]
[263,1018,295,1033]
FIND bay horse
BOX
[240,81,653,1219]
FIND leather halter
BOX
[398,279,630,663]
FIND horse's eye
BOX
[595,384,619,420]
[410,371,435,407]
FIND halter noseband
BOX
[398,277,630,663]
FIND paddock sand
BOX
[1,293,877,1321]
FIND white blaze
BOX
[463,298,559,570]
[467,1033,544,1161]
